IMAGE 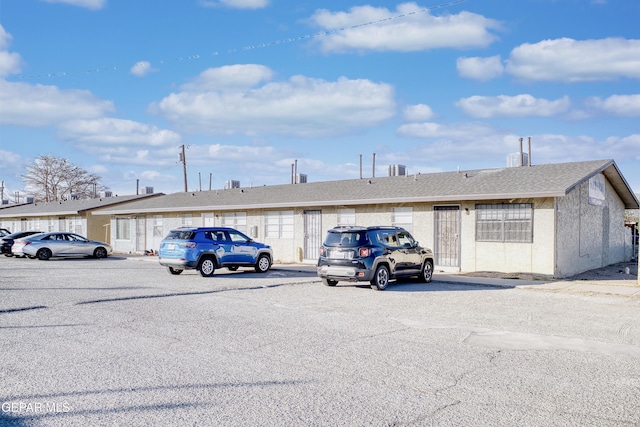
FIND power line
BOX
[10,0,467,81]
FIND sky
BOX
[0,0,639,200]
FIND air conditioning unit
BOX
[296,174,307,184]
[388,165,407,176]
[225,180,241,189]
[26,196,35,204]
[143,186,154,194]
[507,152,529,167]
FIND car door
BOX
[48,233,72,256]
[227,229,257,264]
[210,230,236,265]
[396,230,423,275]
[379,230,403,275]
[66,233,92,256]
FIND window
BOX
[153,215,163,237]
[392,207,413,232]
[337,208,356,226]
[67,217,82,234]
[180,214,192,226]
[116,217,131,240]
[221,212,247,232]
[476,203,533,243]
[47,219,56,232]
[265,210,294,238]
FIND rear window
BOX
[164,230,195,240]
[324,231,368,247]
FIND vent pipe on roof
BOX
[528,136,532,166]
[359,154,363,179]
[372,153,376,178]
[519,137,524,167]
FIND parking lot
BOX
[1,256,640,426]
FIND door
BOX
[136,216,146,253]
[434,206,460,267]
[303,210,322,260]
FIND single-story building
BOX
[0,193,163,243]
[92,159,639,278]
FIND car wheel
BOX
[419,259,434,283]
[93,247,108,259]
[322,278,338,286]
[168,267,183,275]
[227,266,239,271]
[254,254,271,273]
[198,257,216,277]
[370,265,390,290]
[37,248,52,261]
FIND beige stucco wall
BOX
[556,176,628,277]
[459,198,556,276]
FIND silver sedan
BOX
[13,232,112,260]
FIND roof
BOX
[93,159,639,215]
[0,193,163,218]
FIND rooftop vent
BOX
[388,164,407,177]
[295,174,307,184]
[26,196,35,204]
[142,186,154,194]
[1,200,8,205]
[102,191,113,198]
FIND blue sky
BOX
[1,0,639,199]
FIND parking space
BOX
[1,256,640,426]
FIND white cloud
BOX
[308,3,500,53]
[57,118,181,147]
[150,65,396,137]
[130,61,156,77]
[403,104,434,122]
[0,26,23,77]
[586,94,640,117]
[40,0,106,10]
[181,64,274,92]
[0,80,114,126]
[397,121,497,139]
[506,38,640,82]
[457,55,503,81]
[456,94,571,118]
[198,0,268,9]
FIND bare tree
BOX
[22,155,108,202]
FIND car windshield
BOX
[164,230,195,240]
[324,231,368,247]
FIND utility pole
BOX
[179,145,188,192]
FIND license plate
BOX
[330,250,352,260]
[166,243,176,250]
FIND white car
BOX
[13,232,112,260]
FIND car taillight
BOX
[179,242,197,248]
[359,247,370,257]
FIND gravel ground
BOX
[1,256,639,426]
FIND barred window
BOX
[265,210,294,238]
[476,203,533,243]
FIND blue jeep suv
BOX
[317,226,434,290]
[158,227,273,277]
